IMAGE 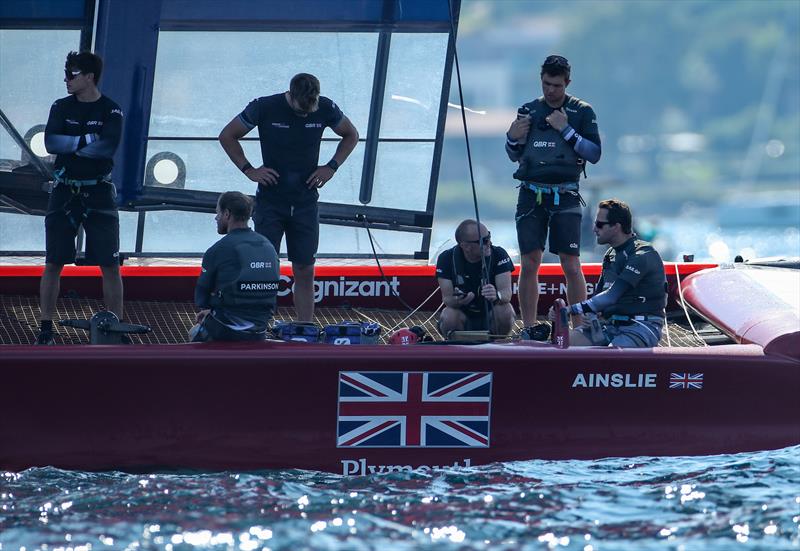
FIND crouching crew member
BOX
[191,192,280,342]
[563,199,666,348]
[436,219,516,336]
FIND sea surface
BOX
[2,446,798,550]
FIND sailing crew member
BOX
[557,199,667,348]
[36,51,124,346]
[436,220,516,336]
[191,192,280,342]
[219,73,359,323]
[506,54,601,337]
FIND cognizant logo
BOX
[279,275,401,303]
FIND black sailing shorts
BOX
[44,181,120,266]
[252,198,319,266]
[515,187,582,256]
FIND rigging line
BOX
[446,0,494,331]
[386,286,443,333]
[361,215,415,312]
[421,302,445,327]
[673,262,707,346]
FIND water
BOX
[2,447,798,550]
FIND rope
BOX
[674,263,707,346]
[447,0,493,330]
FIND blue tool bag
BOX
[271,321,321,343]
[323,321,381,345]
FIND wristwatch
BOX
[326,159,339,172]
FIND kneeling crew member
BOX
[563,199,666,348]
[436,219,516,336]
[192,191,280,342]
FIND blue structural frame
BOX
[1,0,461,258]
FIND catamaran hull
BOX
[1,342,797,473]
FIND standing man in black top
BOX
[191,191,280,342]
[219,73,359,322]
[506,55,601,335]
[562,199,666,348]
[436,219,516,336]
[36,51,124,345]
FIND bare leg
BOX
[39,262,64,321]
[292,263,315,322]
[438,306,467,336]
[518,250,543,326]
[490,302,516,336]
[559,253,587,327]
[99,263,124,319]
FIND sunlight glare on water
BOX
[1,446,798,550]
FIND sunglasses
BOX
[463,233,491,245]
[594,220,613,229]
[543,55,570,68]
[65,69,83,81]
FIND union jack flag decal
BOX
[337,371,492,448]
[669,373,704,389]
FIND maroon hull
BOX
[1,262,797,474]
[1,342,797,473]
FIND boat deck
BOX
[0,294,707,347]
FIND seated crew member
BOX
[556,199,666,348]
[436,219,516,336]
[191,191,280,342]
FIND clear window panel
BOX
[143,140,364,204]
[144,140,264,194]
[0,212,45,251]
[380,33,449,139]
[149,32,378,139]
[119,211,139,253]
[0,211,138,255]
[140,210,220,253]
[318,225,422,256]
[319,141,364,205]
[0,29,81,162]
[138,210,420,256]
[370,142,434,211]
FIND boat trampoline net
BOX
[0,294,707,347]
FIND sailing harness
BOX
[519,181,584,207]
[53,167,115,230]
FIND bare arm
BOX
[218,117,279,186]
[330,115,359,165]
[219,117,253,172]
[438,277,475,309]
[306,115,359,188]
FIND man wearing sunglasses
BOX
[36,51,124,345]
[554,199,666,348]
[220,73,359,323]
[505,55,601,337]
[435,220,515,336]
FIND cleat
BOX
[34,331,55,346]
